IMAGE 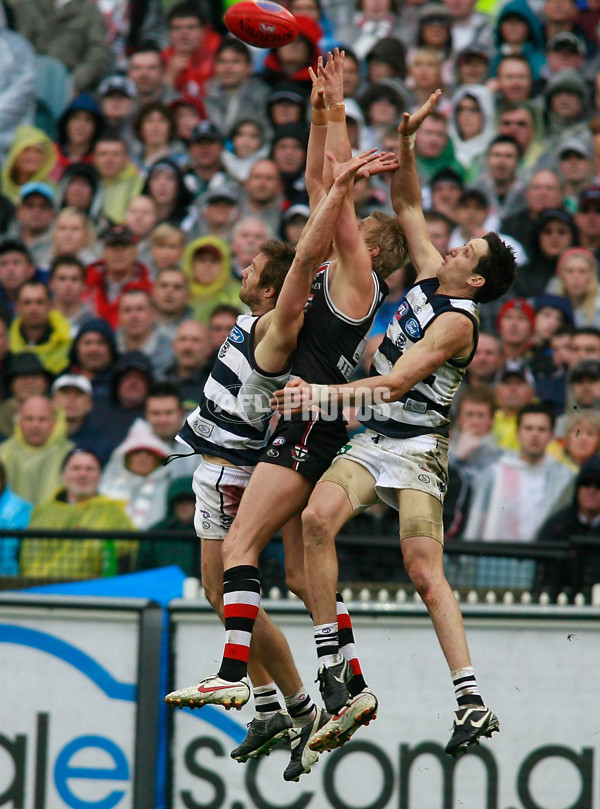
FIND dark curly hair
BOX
[474,233,517,303]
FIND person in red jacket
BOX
[161,2,221,100]
[84,225,152,329]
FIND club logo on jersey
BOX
[394,332,407,350]
[218,342,230,359]
[292,445,308,461]
[404,318,421,339]
[272,437,286,446]
[229,326,244,344]
[219,514,234,530]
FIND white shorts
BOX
[329,429,449,511]
[192,456,251,540]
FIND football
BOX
[224,0,300,49]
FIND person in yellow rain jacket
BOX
[20,449,135,579]
[0,395,74,504]
[1,124,58,204]
[9,280,72,375]
[181,234,243,324]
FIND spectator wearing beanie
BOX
[497,297,536,364]
[51,94,105,182]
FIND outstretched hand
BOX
[322,47,345,106]
[326,148,396,186]
[309,56,326,111]
[398,89,442,137]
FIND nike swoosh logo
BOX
[469,714,490,728]
[197,683,240,693]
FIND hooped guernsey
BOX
[361,276,479,438]
[178,313,292,469]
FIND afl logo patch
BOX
[272,437,286,446]
[397,301,409,318]
[229,326,244,344]
[405,318,421,339]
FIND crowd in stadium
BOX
[0,0,598,588]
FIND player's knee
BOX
[302,502,335,547]
[404,556,435,598]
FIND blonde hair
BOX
[364,211,409,279]
[52,206,96,252]
[151,223,185,247]
[565,409,600,439]
[556,248,600,325]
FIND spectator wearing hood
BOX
[21,448,134,578]
[51,94,105,183]
[0,458,32,576]
[260,14,322,93]
[137,475,197,575]
[0,351,52,439]
[203,38,270,138]
[512,209,578,298]
[68,318,118,402]
[529,293,575,380]
[182,235,242,324]
[543,69,592,149]
[57,162,104,225]
[0,394,74,504]
[161,2,221,100]
[535,457,600,597]
[0,11,36,165]
[1,125,58,205]
[99,418,171,529]
[269,123,308,205]
[490,0,546,81]
[95,349,154,456]
[447,85,497,181]
[266,81,308,131]
[141,157,195,230]
[83,224,153,329]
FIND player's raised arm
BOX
[391,90,445,279]
[256,149,384,371]
[306,57,328,209]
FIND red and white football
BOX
[224,0,300,49]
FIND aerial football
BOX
[224,0,300,48]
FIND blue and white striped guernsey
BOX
[177,313,291,468]
[360,276,479,439]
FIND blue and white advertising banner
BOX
[0,594,161,809]
[167,604,600,809]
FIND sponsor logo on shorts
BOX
[228,326,244,344]
[201,520,211,531]
[336,444,352,455]
[292,445,308,461]
[266,449,279,458]
[404,398,427,414]
[418,474,431,484]
[272,437,286,446]
[405,318,421,339]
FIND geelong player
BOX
[274,90,517,758]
